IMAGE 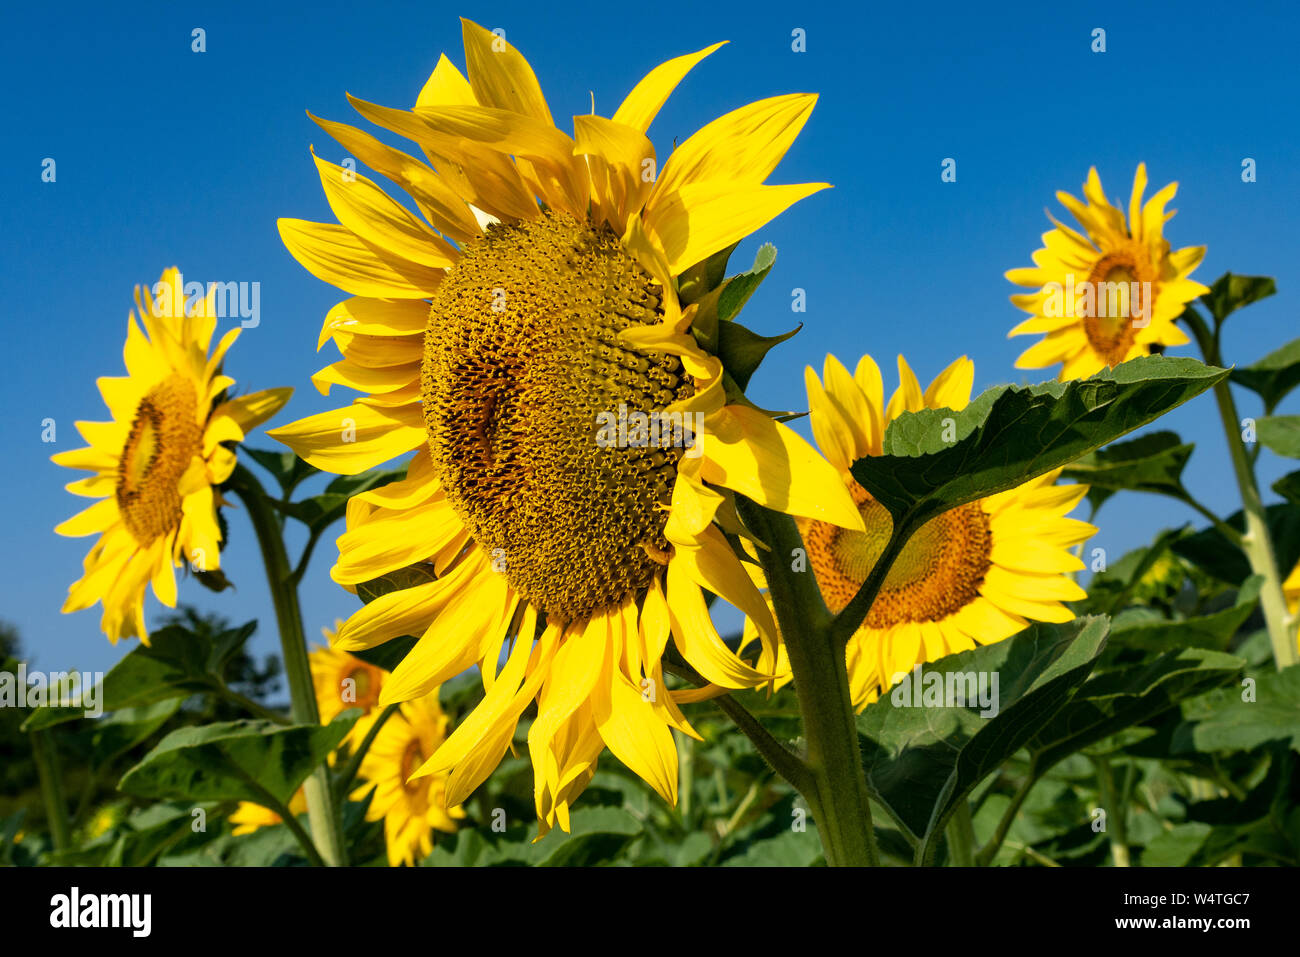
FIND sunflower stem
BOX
[976,760,1039,866]
[1096,756,1130,867]
[334,702,400,800]
[30,729,72,853]
[1182,307,1298,669]
[829,519,919,648]
[736,498,879,867]
[229,461,347,866]
[947,798,976,867]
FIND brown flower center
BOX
[116,375,202,545]
[1080,244,1159,365]
[421,211,695,622]
[800,482,993,628]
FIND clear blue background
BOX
[3,0,1297,678]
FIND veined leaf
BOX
[21,621,258,731]
[857,617,1109,864]
[1231,336,1300,412]
[1062,430,1194,512]
[1029,647,1244,772]
[1199,273,1276,324]
[1257,415,1300,460]
[118,713,358,806]
[850,357,1225,528]
[242,446,319,497]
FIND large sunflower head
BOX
[269,19,863,835]
[351,689,465,866]
[53,268,291,643]
[1006,164,1209,380]
[794,353,1097,709]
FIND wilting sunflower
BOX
[269,19,860,834]
[230,789,309,837]
[53,268,291,642]
[794,353,1097,708]
[311,620,388,743]
[351,690,464,866]
[1006,164,1209,380]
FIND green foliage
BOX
[857,618,1109,863]
[118,713,358,807]
[1257,415,1300,459]
[850,357,1225,527]
[1062,430,1194,512]
[1231,336,1300,412]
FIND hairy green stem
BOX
[948,799,976,867]
[737,498,879,867]
[229,462,347,866]
[1184,308,1298,669]
[977,763,1039,866]
[30,730,72,852]
[334,703,399,799]
[1096,756,1130,867]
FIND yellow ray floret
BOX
[351,688,465,866]
[1005,164,1209,381]
[53,268,291,643]
[268,20,855,835]
[760,353,1098,709]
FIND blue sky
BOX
[3,1,1297,678]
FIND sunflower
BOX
[53,268,292,643]
[230,789,308,837]
[311,620,387,743]
[268,19,861,835]
[794,353,1097,709]
[1006,164,1209,380]
[351,690,464,866]
[1284,559,1300,652]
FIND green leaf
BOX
[1104,583,1259,655]
[676,241,738,305]
[1257,415,1300,459]
[857,617,1110,864]
[690,244,778,363]
[21,621,258,731]
[1078,527,1188,615]
[118,712,358,806]
[1230,336,1300,412]
[242,446,319,497]
[275,468,405,533]
[1180,665,1300,753]
[850,357,1226,528]
[79,699,183,771]
[423,806,642,867]
[1028,648,1245,771]
[1274,470,1300,507]
[720,828,823,867]
[1062,430,1194,512]
[348,564,440,671]
[1141,822,1215,866]
[1173,503,1300,585]
[1199,273,1276,324]
[716,320,802,391]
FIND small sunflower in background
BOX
[52,268,291,642]
[791,353,1097,708]
[311,619,387,743]
[269,19,860,834]
[1006,164,1208,380]
[1284,560,1300,653]
[230,790,308,837]
[351,690,464,866]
